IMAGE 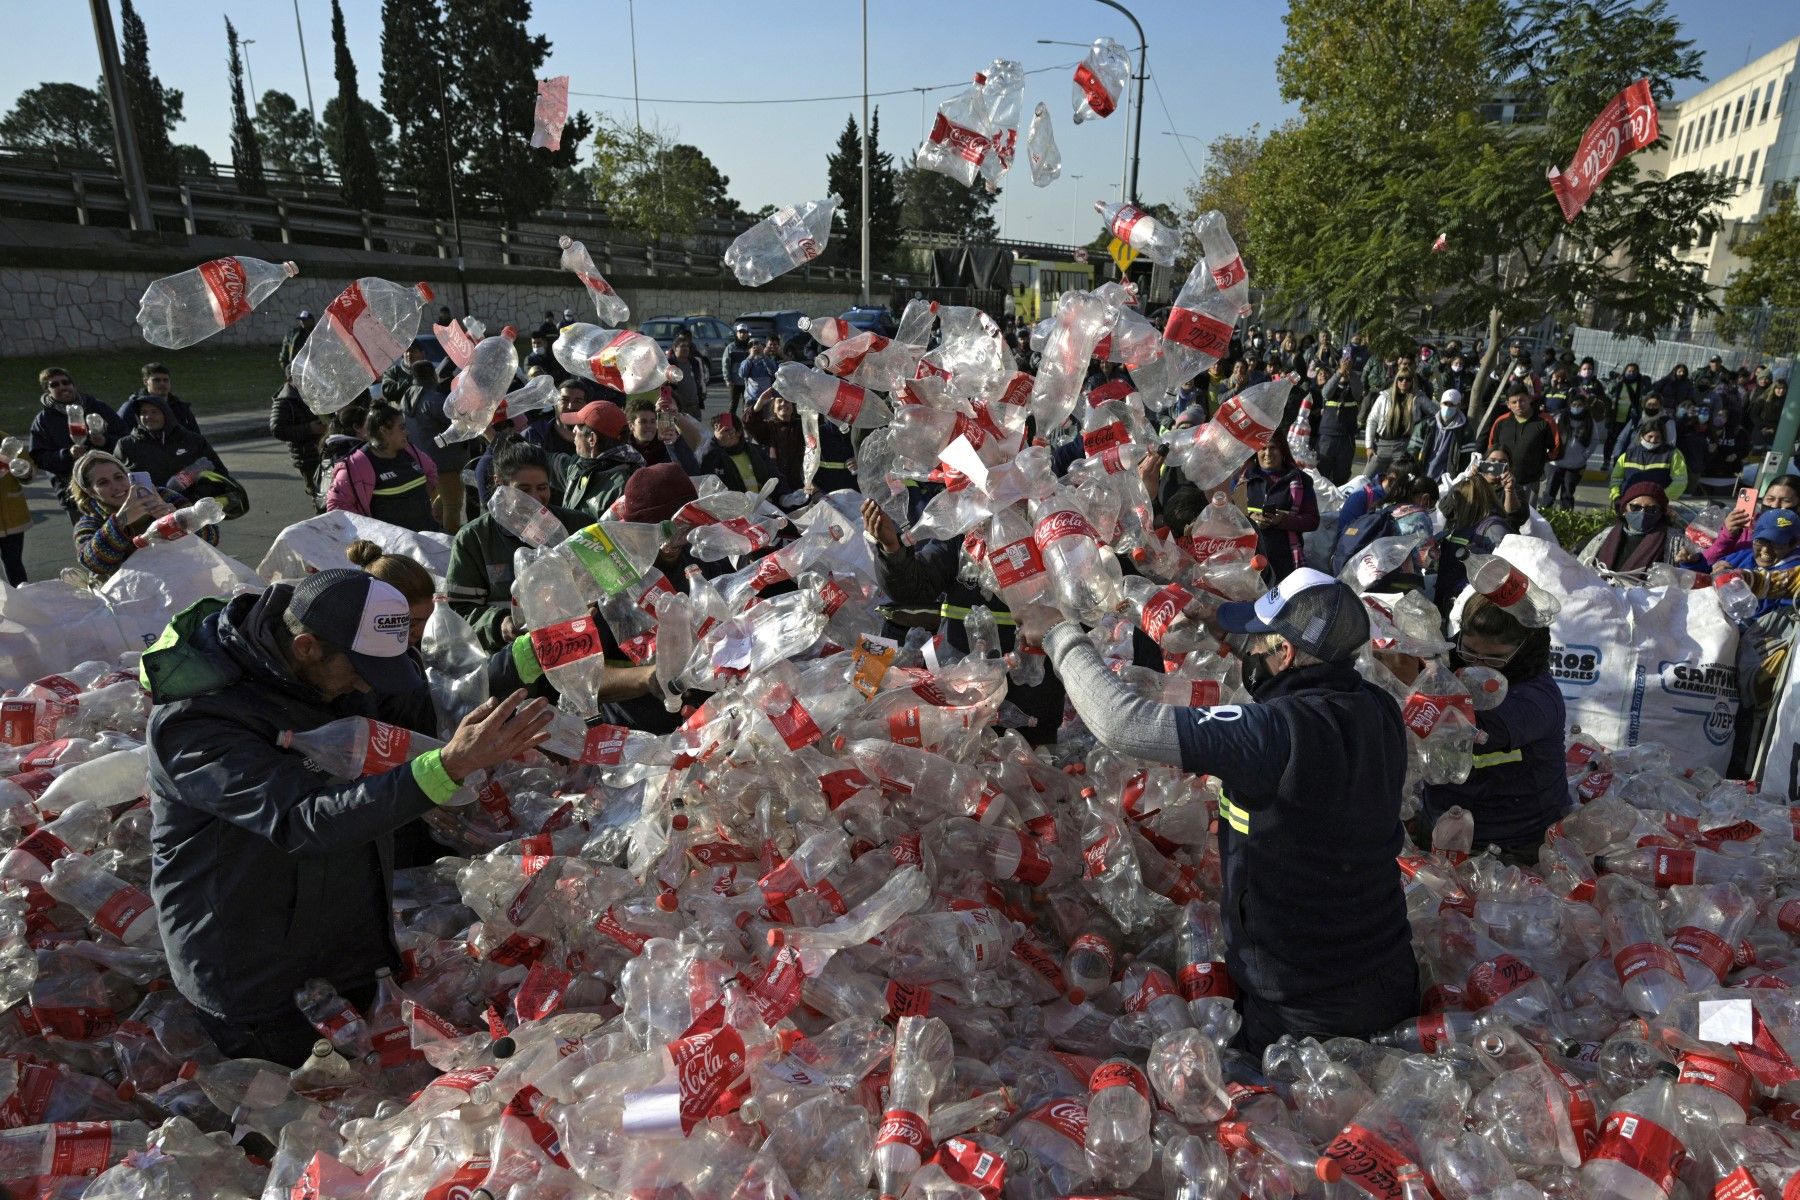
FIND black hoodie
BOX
[116,395,226,490]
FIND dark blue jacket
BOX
[1421,671,1567,847]
[142,585,526,1025]
[1174,661,1413,1002]
[28,392,126,503]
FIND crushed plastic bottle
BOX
[1096,200,1180,267]
[293,278,433,415]
[131,496,225,548]
[1071,37,1131,123]
[1026,101,1062,186]
[553,322,682,394]
[558,235,630,327]
[725,198,838,287]
[137,257,299,348]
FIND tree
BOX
[1250,0,1735,401]
[1179,125,1264,270]
[118,0,182,185]
[329,0,386,210]
[1721,194,1800,354]
[825,108,902,269]
[582,116,741,237]
[379,0,450,214]
[225,19,266,196]
[322,96,396,174]
[441,0,590,223]
[254,91,326,181]
[0,83,112,164]
[898,166,997,239]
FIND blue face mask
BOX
[1570,404,1586,415]
[1625,510,1655,535]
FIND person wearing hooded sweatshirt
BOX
[127,363,200,435]
[1540,390,1597,510]
[1579,480,1681,580]
[1412,594,1566,865]
[28,367,127,521]
[697,412,784,494]
[1409,388,1476,480]
[116,394,229,493]
[1607,416,1688,504]
[1712,510,1800,774]
[550,399,646,520]
[69,450,220,582]
[139,568,555,1066]
[1651,363,1697,411]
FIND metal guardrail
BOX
[0,160,874,284]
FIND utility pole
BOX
[860,0,871,306]
[1091,0,1147,204]
[434,54,470,315]
[241,38,259,108]
[89,0,155,233]
[292,0,324,165]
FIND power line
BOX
[1150,73,1200,185]
[567,61,1076,108]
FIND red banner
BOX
[1547,79,1659,221]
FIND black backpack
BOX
[1329,503,1399,574]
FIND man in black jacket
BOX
[127,363,200,434]
[116,395,229,492]
[1044,567,1415,1053]
[27,367,126,521]
[723,323,754,416]
[269,375,326,509]
[141,569,553,1066]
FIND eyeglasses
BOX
[1456,636,1519,669]
[1624,502,1661,512]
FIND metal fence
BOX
[1572,308,1799,382]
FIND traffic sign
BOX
[1107,236,1138,272]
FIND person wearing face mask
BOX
[1539,365,1571,416]
[1651,362,1697,411]
[1363,368,1425,479]
[1580,479,1681,579]
[1608,362,1647,455]
[1570,357,1605,411]
[1747,369,1784,449]
[1713,509,1800,774]
[1704,409,1749,485]
[1315,354,1363,485]
[1540,390,1596,510]
[1406,595,1565,866]
[1410,388,1476,481]
[1041,568,1415,1053]
[1608,417,1687,504]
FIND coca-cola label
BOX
[419,1157,491,1200]
[1321,1123,1422,1200]
[361,721,412,776]
[886,980,933,1018]
[13,828,71,871]
[1108,203,1147,244]
[1081,420,1129,456]
[1073,62,1117,116]
[1033,508,1098,549]
[763,685,821,750]
[197,257,254,326]
[515,962,572,1022]
[1122,966,1179,1013]
[1613,940,1682,985]
[1010,937,1066,991]
[934,1136,1005,1200]
[1218,396,1275,450]
[93,886,154,941]
[1164,306,1234,357]
[486,931,546,967]
[0,1062,56,1127]
[1024,1097,1089,1145]
[1544,1059,1598,1154]
[739,946,804,1027]
[1650,848,1696,887]
[928,112,991,165]
[0,700,39,746]
[1484,566,1530,608]
[892,834,924,867]
[585,329,637,391]
[46,1121,115,1178]
[1141,584,1193,644]
[818,767,872,810]
[578,723,630,766]
[1578,770,1615,801]
[1678,1051,1754,1114]
[1185,679,1224,706]
[989,536,1046,588]
[502,1085,569,1168]
[1210,255,1247,292]
[1011,833,1053,886]
[886,707,923,748]
[1778,899,1800,936]
[529,616,602,669]
[593,908,647,954]
[668,1003,746,1134]
[1716,1167,1767,1200]
[1090,1061,1150,1102]
[1178,961,1237,1001]
[1590,1112,1685,1194]
[1670,925,1733,982]
[1733,1009,1800,1087]
[877,1107,933,1157]
[1402,692,1474,737]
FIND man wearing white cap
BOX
[139,568,553,1065]
[1044,567,1416,1052]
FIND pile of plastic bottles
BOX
[13,214,1800,1200]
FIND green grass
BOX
[0,344,281,435]
[1542,505,1613,550]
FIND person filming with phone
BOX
[1431,458,1526,617]
[68,450,220,583]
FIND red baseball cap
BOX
[559,400,627,440]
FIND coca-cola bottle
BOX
[558,235,629,326]
[1466,553,1561,627]
[1085,1057,1154,1184]
[276,717,443,780]
[1579,1061,1688,1200]
[1165,378,1290,491]
[137,256,299,348]
[1094,200,1179,266]
[1029,490,1123,622]
[292,278,433,415]
[875,1016,952,1200]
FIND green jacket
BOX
[445,506,591,652]
[554,446,643,521]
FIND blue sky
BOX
[10,1,1798,244]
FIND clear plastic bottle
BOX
[1166,378,1290,491]
[438,328,522,443]
[1580,1061,1688,1200]
[526,613,607,717]
[771,362,888,428]
[131,496,225,548]
[1026,101,1062,186]
[1598,877,1689,1017]
[1029,490,1124,623]
[276,716,443,780]
[1095,200,1180,266]
[874,1016,951,1200]
[0,1119,150,1181]
[1192,209,1250,312]
[725,198,838,287]
[293,278,433,415]
[1466,553,1562,627]
[43,853,159,946]
[294,977,375,1061]
[552,323,680,394]
[1085,1057,1154,1184]
[1430,806,1475,864]
[558,235,629,326]
[1071,37,1130,123]
[489,486,570,549]
[0,799,110,884]
[137,256,299,348]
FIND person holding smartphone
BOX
[1432,462,1526,616]
[68,450,219,582]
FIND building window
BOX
[1698,224,1713,249]
[1747,86,1760,123]
[1783,77,1792,114]
[1705,108,1716,146]
[1731,96,1743,134]
[1748,150,1758,188]
[1759,157,1770,186]
[1734,155,1745,185]
[1762,83,1776,122]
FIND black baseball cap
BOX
[1215,567,1370,664]
[288,569,421,694]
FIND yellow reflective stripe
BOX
[818,460,849,469]
[1219,791,1251,835]
[1471,749,1523,768]
[940,604,1016,625]
[372,475,429,497]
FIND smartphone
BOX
[1734,486,1759,521]
[129,471,155,492]
[1478,461,1507,479]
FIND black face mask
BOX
[1227,633,1279,694]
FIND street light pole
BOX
[241,38,259,110]
[88,0,154,233]
[860,0,871,306]
[627,0,642,132]
[292,0,322,165]
[433,53,470,316]
[1090,0,1146,205]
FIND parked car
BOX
[640,315,733,387]
[733,310,810,348]
[840,305,898,337]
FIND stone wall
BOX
[0,265,862,357]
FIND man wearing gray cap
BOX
[1043,567,1416,1052]
[139,568,553,1065]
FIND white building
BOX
[1665,34,1799,291]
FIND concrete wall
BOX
[0,264,862,357]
